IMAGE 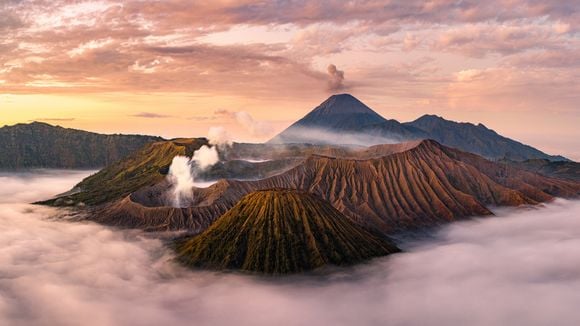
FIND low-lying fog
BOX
[2,171,580,326]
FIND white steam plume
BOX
[167,144,222,207]
[208,126,232,147]
[192,145,219,170]
[167,156,194,207]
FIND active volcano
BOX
[174,189,400,274]
[278,94,386,130]
[268,94,566,160]
[77,139,580,234]
[269,94,424,145]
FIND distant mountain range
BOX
[0,122,162,169]
[3,94,571,171]
[403,114,569,162]
[270,94,567,162]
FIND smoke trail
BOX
[327,64,346,91]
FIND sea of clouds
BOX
[1,170,580,326]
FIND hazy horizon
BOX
[1,1,579,160]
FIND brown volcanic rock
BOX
[174,190,399,274]
[93,140,580,234]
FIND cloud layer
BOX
[2,171,580,325]
[1,1,577,101]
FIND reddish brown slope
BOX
[93,140,580,233]
[174,190,400,274]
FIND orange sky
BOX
[1,1,579,160]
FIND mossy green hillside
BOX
[43,138,208,206]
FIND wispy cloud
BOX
[131,112,172,118]
[213,109,274,137]
[31,118,76,122]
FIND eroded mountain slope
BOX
[92,140,580,233]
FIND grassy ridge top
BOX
[174,189,400,274]
[43,138,208,206]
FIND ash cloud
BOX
[326,64,346,92]
[2,171,580,325]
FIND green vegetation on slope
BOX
[174,189,400,274]
[0,122,162,169]
[42,138,208,206]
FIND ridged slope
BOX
[94,140,580,234]
[174,190,400,274]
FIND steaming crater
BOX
[2,171,580,326]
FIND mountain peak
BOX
[268,94,429,145]
[311,93,382,116]
[329,93,356,99]
[269,94,402,144]
[416,114,444,122]
[174,189,400,274]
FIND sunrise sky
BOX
[1,1,578,159]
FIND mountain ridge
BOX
[269,94,568,161]
[0,122,163,169]
[405,114,568,161]
[72,139,580,234]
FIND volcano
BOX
[80,139,580,234]
[269,94,424,145]
[268,94,567,161]
[276,94,386,131]
[174,189,400,274]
